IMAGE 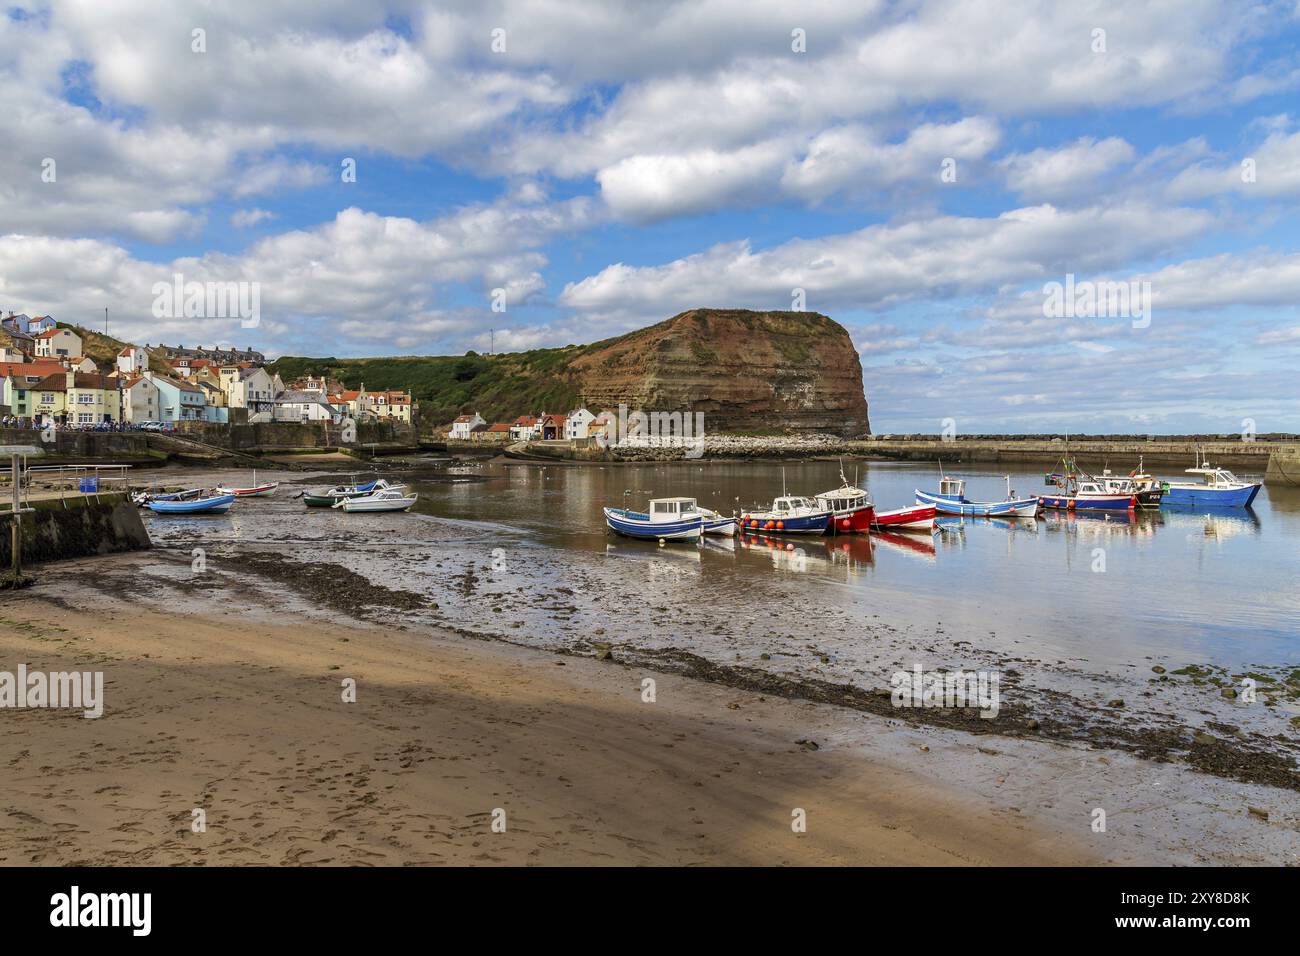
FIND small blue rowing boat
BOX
[915,476,1040,518]
[604,496,704,542]
[147,493,235,515]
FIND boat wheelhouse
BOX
[603,496,705,542]
[813,483,874,534]
[1039,477,1135,512]
[741,496,831,535]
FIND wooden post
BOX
[10,454,19,579]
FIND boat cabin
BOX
[815,486,870,512]
[648,497,700,524]
[1076,481,1107,495]
[1184,466,1242,488]
[937,477,966,499]
[772,496,817,513]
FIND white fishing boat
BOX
[695,506,738,536]
[333,488,419,513]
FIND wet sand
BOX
[0,591,1093,865]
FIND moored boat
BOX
[915,475,1039,518]
[146,492,235,515]
[333,488,418,513]
[302,479,400,507]
[871,503,936,531]
[696,506,738,536]
[740,495,832,535]
[814,471,874,534]
[216,471,278,497]
[1039,476,1134,512]
[603,496,705,542]
[1161,459,1261,508]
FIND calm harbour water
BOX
[147,458,1300,677]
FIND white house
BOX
[117,345,149,375]
[122,376,162,423]
[272,389,339,423]
[564,407,596,439]
[509,414,539,441]
[63,356,98,373]
[449,412,486,439]
[34,328,82,359]
[0,347,25,363]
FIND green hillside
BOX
[268,347,587,426]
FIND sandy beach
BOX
[0,579,1101,866]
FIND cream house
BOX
[33,328,82,359]
[117,345,149,375]
[65,371,123,425]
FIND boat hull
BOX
[823,504,874,535]
[1162,483,1260,508]
[339,496,417,513]
[1039,493,1134,512]
[914,490,1039,517]
[603,508,703,542]
[872,504,936,531]
[739,511,831,535]
[217,483,278,498]
[701,517,737,536]
[147,493,235,515]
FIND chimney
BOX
[65,370,76,389]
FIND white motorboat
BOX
[333,488,419,513]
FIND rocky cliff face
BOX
[570,309,869,436]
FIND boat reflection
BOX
[870,529,937,562]
[737,533,875,575]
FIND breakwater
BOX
[506,434,1287,471]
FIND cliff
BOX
[570,310,868,436]
[271,308,870,436]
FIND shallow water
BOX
[144,458,1299,679]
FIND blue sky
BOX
[2,0,1300,433]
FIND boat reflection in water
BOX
[737,533,874,575]
[869,529,937,562]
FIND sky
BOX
[2,0,1300,433]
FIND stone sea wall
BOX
[1,493,152,568]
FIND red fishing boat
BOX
[814,470,875,535]
[870,503,936,531]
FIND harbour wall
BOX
[1,493,152,569]
[1264,444,1300,486]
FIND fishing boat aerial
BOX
[332,487,419,513]
[1160,455,1261,508]
[146,492,236,515]
[915,474,1040,518]
[603,496,706,542]
[814,465,875,534]
[741,495,832,535]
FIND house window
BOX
[78,393,94,404]
[78,413,92,424]
[41,393,54,403]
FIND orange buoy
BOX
[776,520,785,530]
[764,520,775,530]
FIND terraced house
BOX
[31,371,123,425]
[1,360,66,418]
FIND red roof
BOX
[486,423,512,433]
[540,413,565,426]
[513,414,537,425]
[1,361,66,380]
[35,328,70,339]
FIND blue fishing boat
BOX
[915,475,1039,518]
[604,496,704,542]
[146,492,236,515]
[740,496,831,535]
[1161,460,1261,508]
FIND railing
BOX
[0,464,133,507]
